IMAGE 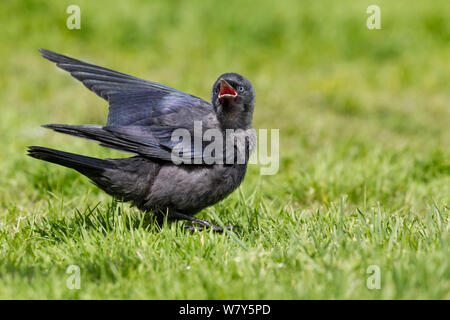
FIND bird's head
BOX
[211,73,255,129]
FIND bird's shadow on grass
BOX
[28,200,248,243]
[28,201,166,242]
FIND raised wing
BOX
[39,49,214,127]
[39,49,233,164]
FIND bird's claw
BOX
[184,224,240,232]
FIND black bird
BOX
[28,49,256,231]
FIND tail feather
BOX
[27,146,115,173]
[28,146,156,204]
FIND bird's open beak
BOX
[218,79,237,100]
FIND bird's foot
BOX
[172,211,239,232]
[184,224,239,232]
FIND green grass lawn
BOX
[0,0,448,299]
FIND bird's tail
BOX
[27,147,155,205]
[27,146,115,175]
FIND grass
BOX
[0,0,449,299]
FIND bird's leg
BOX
[171,212,238,232]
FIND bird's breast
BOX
[144,163,248,214]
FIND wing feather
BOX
[39,49,214,127]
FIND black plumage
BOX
[28,49,256,231]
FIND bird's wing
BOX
[42,124,215,163]
[39,49,214,127]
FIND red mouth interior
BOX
[219,83,237,98]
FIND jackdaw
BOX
[28,49,256,231]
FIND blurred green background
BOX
[0,0,448,299]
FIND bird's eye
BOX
[238,86,245,93]
[215,87,220,94]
